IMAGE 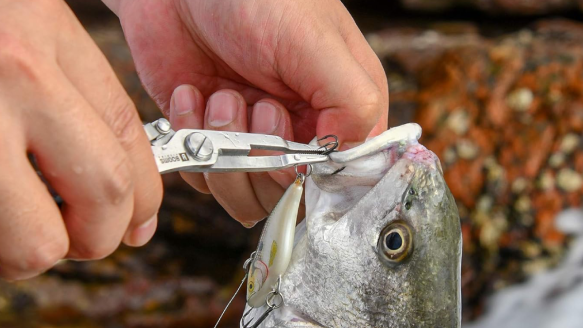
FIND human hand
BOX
[105,0,388,225]
[0,0,162,280]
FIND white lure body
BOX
[246,176,303,308]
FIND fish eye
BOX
[377,222,413,265]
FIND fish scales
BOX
[243,130,461,327]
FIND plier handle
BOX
[144,119,336,174]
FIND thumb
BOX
[275,20,388,147]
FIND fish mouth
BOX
[308,137,444,228]
[313,137,441,193]
[312,123,424,186]
[328,123,422,164]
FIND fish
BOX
[242,125,462,328]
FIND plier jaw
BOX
[144,119,334,174]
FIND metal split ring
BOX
[294,164,313,179]
[266,292,284,309]
[266,275,284,309]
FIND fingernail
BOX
[252,102,281,134]
[207,92,238,127]
[124,215,157,247]
[172,85,197,116]
[241,220,261,229]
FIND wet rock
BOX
[369,18,583,321]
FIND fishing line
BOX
[212,273,248,328]
[213,252,256,328]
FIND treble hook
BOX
[317,134,339,155]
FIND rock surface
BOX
[369,18,583,320]
[464,209,583,328]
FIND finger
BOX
[101,0,121,14]
[168,84,210,194]
[203,90,268,225]
[0,134,68,280]
[250,99,296,187]
[55,6,162,246]
[335,7,389,138]
[248,100,295,213]
[28,74,135,260]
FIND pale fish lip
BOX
[329,123,422,164]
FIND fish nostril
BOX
[386,232,403,250]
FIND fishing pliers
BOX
[144,118,338,174]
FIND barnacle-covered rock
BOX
[368,19,583,321]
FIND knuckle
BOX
[104,94,141,144]
[0,37,41,84]
[359,87,382,112]
[102,154,134,205]
[356,86,383,123]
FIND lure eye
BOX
[377,222,413,265]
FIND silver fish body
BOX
[244,136,462,327]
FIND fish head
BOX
[263,137,461,328]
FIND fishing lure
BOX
[246,172,304,307]
[213,170,308,328]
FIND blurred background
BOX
[2,0,583,327]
